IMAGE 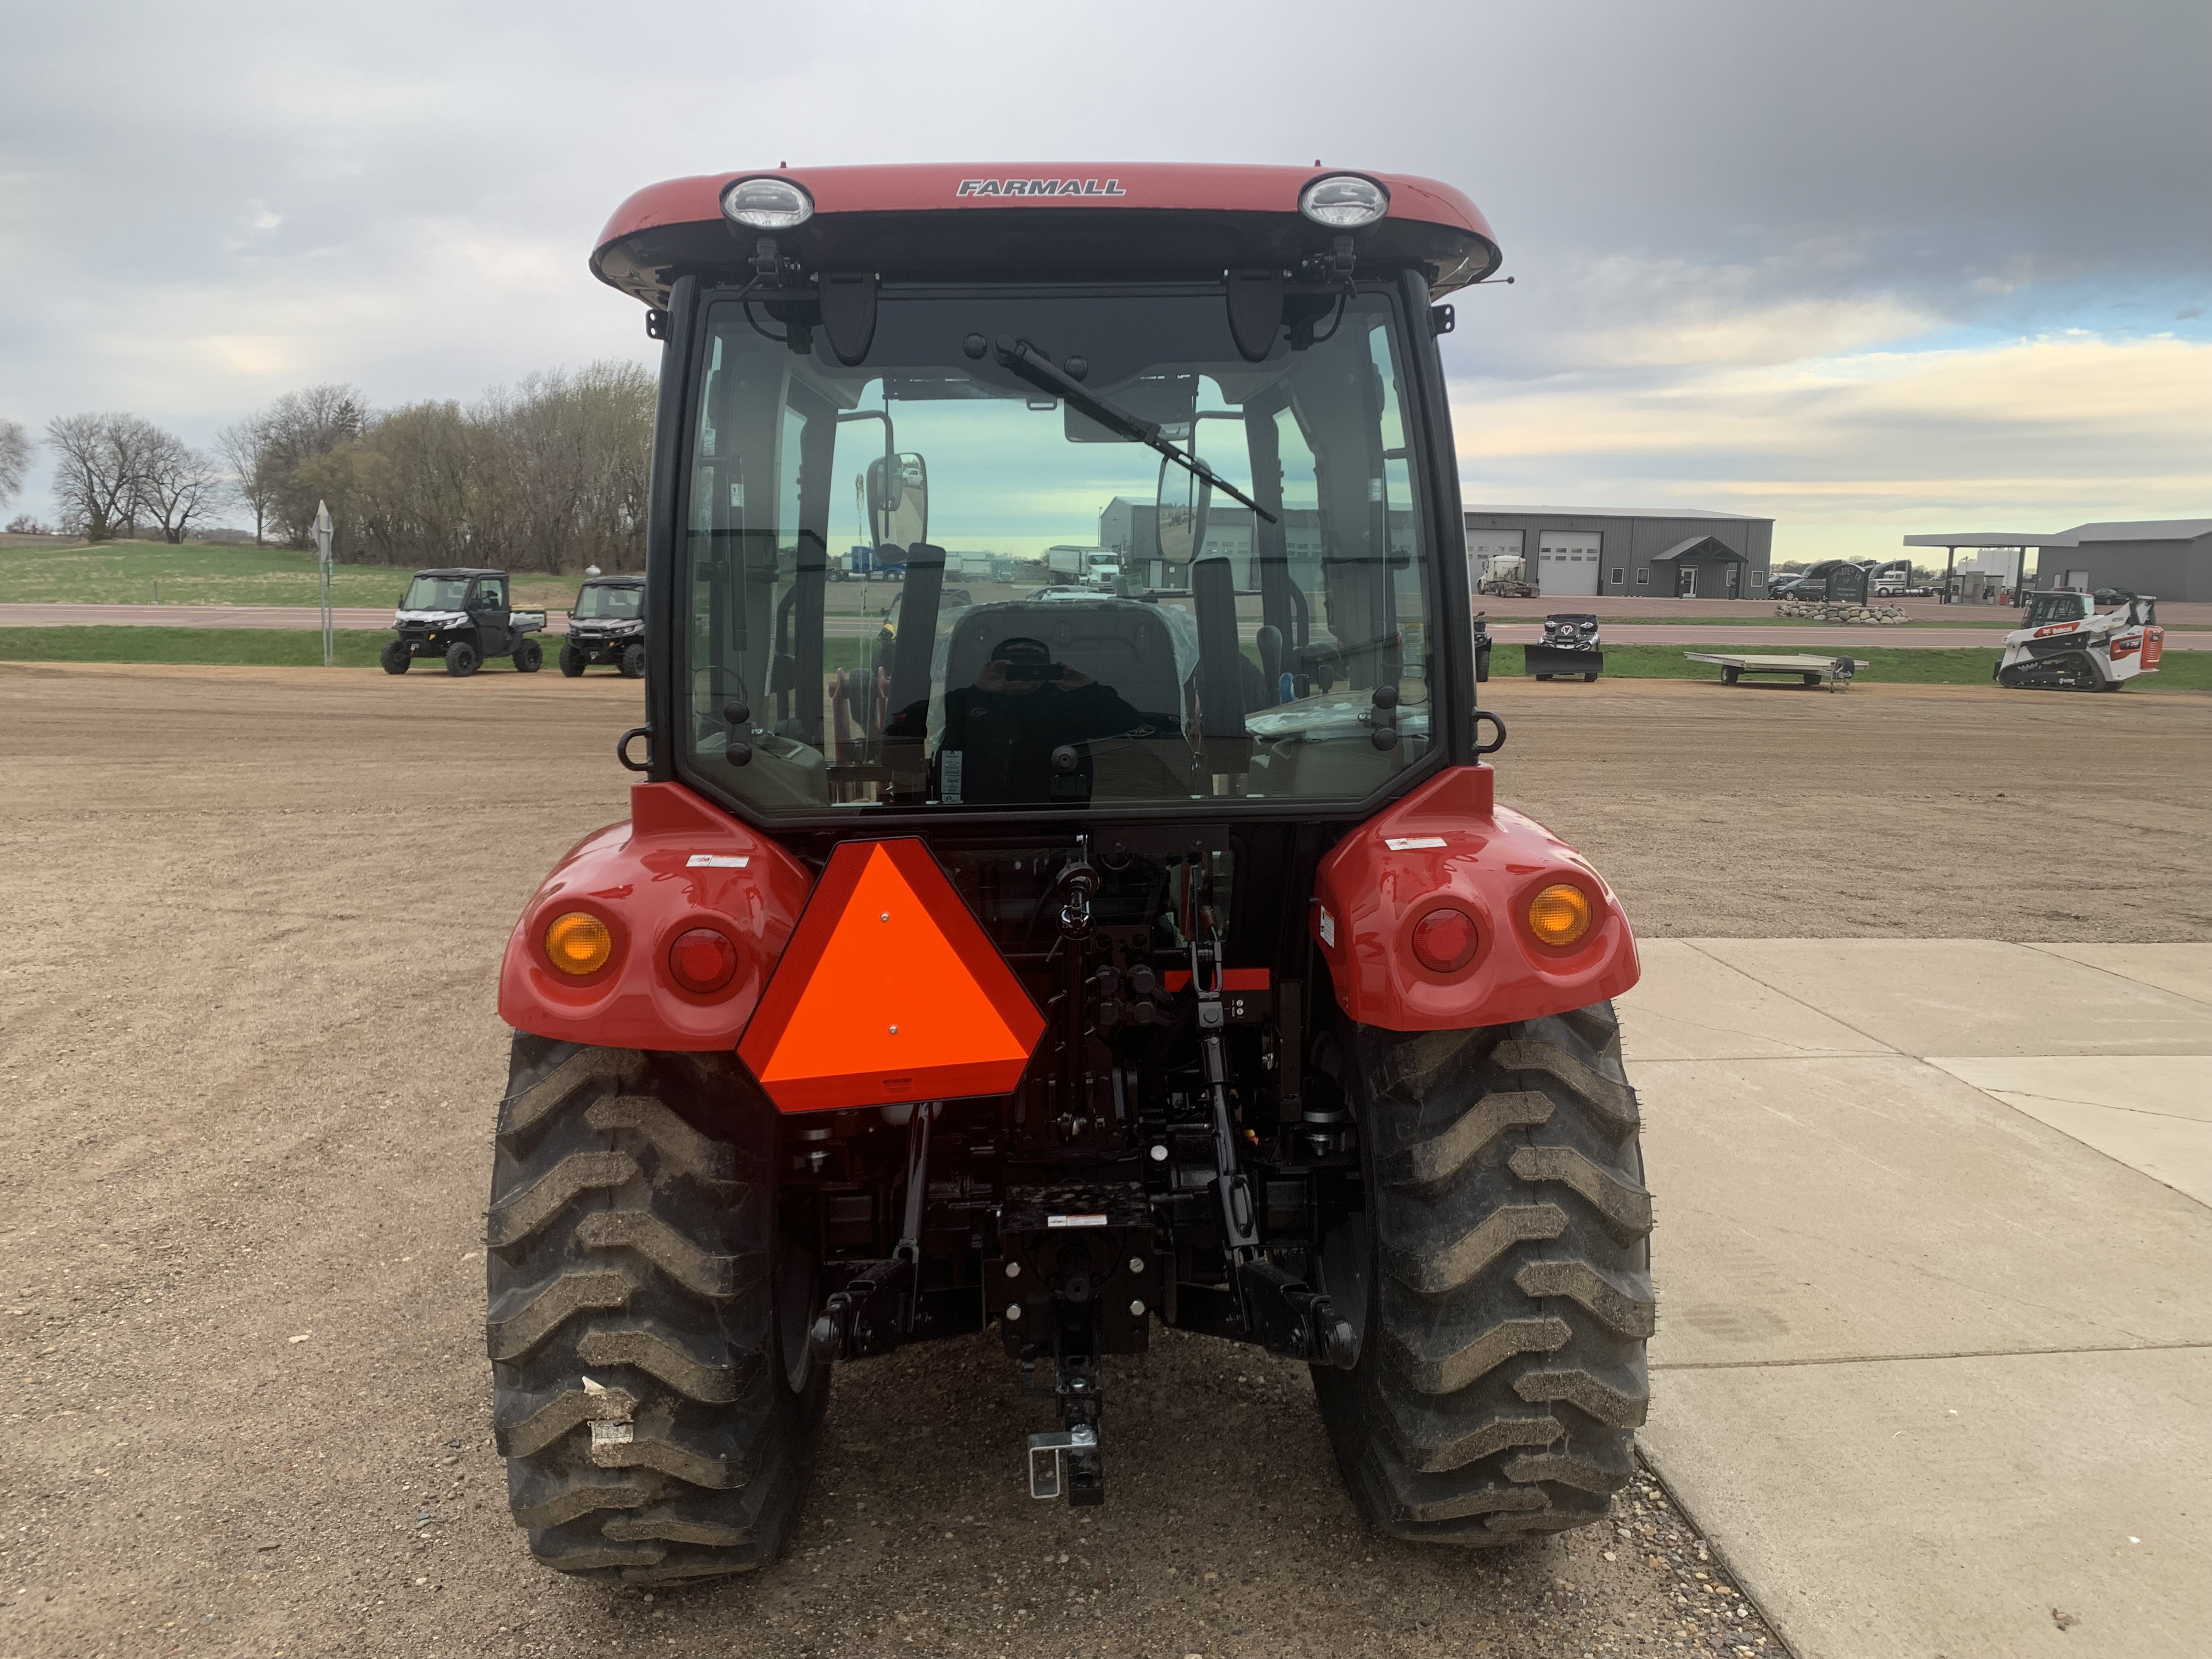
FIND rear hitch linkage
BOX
[1193,938,1359,1371]
[807,1101,938,1363]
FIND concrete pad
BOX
[1643,1347,2212,1659]
[2028,942,2212,1007]
[1634,1055,2212,1365]
[1685,938,2212,1057]
[1927,1055,2212,1124]
[1618,939,1894,1061]
[1929,1057,2212,1210]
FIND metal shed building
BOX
[1464,505,1775,600]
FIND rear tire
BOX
[1534,674,1553,682]
[487,1038,828,1583]
[445,640,481,678]
[560,645,587,678]
[1583,673,1599,684]
[380,640,411,675]
[514,640,544,674]
[619,642,647,680]
[1312,1003,1653,1544]
[1722,667,1740,685]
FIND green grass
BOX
[0,540,584,611]
[2,625,2199,690]
[1547,613,2024,629]
[0,626,872,674]
[1489,643,2212,688]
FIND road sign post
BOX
[312,501,335,667]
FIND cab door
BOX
[469,576,511,653]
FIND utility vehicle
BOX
[561,574,647,678]
[384,567,545,676]
[1527,613,1603,681]
[1996,589,2163,690]
[488,163,1652,1584]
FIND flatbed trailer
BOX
[1685,651,1867,689]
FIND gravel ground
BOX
[4,661,2207,1659]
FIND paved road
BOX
[5,601,2207,651]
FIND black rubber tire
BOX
[1802,673,1820,686]
[619,642,647,680]
[559,645,587,678]
[1312,1002,1654,1544]
[445,640,481,678]
[514,640,544,674]
[1534,674,1553,682]
[1583,673,1599,684]
[487,1038,828,1583]
[1722,667,1740,685]
[380,640,412,675]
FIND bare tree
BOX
[139,429,231,543]
[213,412,276,544]
[0,417,31,508]
[44,413,162,541]
[260,385,368,546]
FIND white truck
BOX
[1477,552,1537,598]
[1996,589,2164,691]
[1046,545,1122,590]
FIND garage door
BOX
[1538,533,1601,596]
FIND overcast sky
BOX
[3,0,2207,556]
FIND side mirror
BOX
[1154,455,1211,566]
[867,452,928,550]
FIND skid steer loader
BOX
[486,163,1652,1583]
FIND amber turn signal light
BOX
[1410,907,1479,973]
[544,911,614,975]
[668,927,740,994]
[1526,884,1593,948]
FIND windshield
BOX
[678,287,1436,816]
[575,583,644,620]
[403,575,470,611]
[2026,593,2091,625]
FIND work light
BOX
[1298,174,1390,228]
[721,176,814,230]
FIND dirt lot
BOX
[2,663,2207,1659]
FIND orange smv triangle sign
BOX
[738,839,1046,1113]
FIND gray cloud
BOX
[2,0,2205,530]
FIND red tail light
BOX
[668,927,739,994]
[1411,907,1479,973]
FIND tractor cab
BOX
[604,173,1492,817]
[2023,590,2095,627]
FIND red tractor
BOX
[487,163,1651,1583]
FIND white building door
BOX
[1537,532,1602,596]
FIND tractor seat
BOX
[934,600,1199,804]
[940,600,1194,730]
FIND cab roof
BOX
[580,574,645,586]
[413,567,503,579]
[592,163,1500,307]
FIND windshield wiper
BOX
[992,336,1278,523]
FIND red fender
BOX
[1311,765,1640,1031]
[498,782,812,1052]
